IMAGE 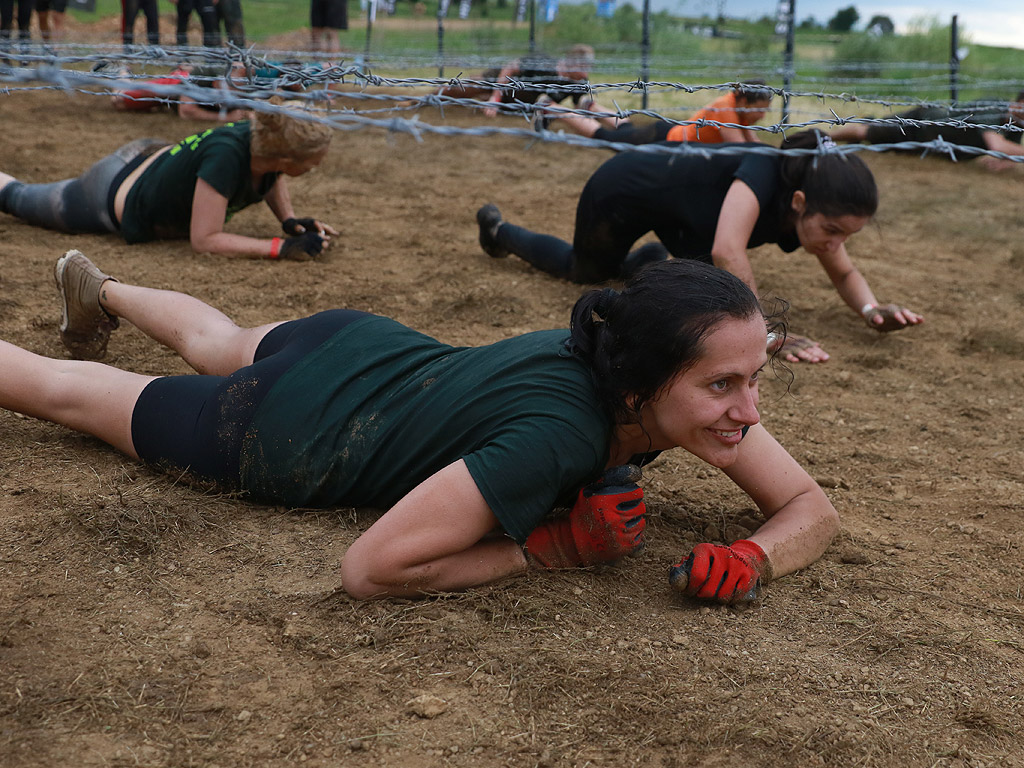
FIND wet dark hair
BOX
[567,259,765,426]
[779,129,878,219]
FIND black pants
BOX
[121,0,159,45]
[173,0,219,46]
[0,0,32,39]
[493,171,674,283]
[214,0,244,47]
[592,121,673,146]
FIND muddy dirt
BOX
[1,41,1024,768]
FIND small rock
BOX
[236,710,252,722]
[406,694,448,719]
[840,548,870,565]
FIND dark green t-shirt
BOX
[238,316,612,543]
[121,122,279,243]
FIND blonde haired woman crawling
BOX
[0,107,336,261]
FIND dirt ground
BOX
[2,51,1024,768]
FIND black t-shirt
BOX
[585,146,801,258]
[122,123,279,243]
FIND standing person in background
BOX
[214,0,245,47]
[310,0,346,54]
[0,0,33,49]
[35,0,65,44]
[120,0,160,46]
[168,0,220,47]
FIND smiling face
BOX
[639,314,767,468]
[791,190,869,257]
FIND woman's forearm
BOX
[748,488,840,579]
[190,231,279,259]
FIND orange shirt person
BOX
[536,82,773,147]
[667,89,771,144]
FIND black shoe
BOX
[476,204,509,258]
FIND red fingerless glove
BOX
[668,539,768,604]
[524,466,646,569]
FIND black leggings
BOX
[0,0,32,38]
[0,138,168,234]
[493,180,671,283]
[173,0,219,46]
[130,309,370,486]
[121,0,160,45]
[592,121,673,146]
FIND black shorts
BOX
[310,0,347,30]
[593,121,673,146]
[130,309,370,486]
[35,0,67,11]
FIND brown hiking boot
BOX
[53,249,120,360]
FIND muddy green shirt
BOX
[238,316,612,543]
[121,122,279,243]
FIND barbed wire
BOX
[2,44,1021,110]
[1,53,1021,164]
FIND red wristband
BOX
[269,237,282,259]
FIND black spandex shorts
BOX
[130,309,370,486]
[592,121,673,146]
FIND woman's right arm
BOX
[339,459,529,599]
[189,178,281,258]
[189,179,325,260]
[710,179,762,297]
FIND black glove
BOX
[281,217,320,236]
[279,231,326,261]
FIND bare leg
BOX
[99,281,283,376]
[585,98,629,129]
[0,340,152,458]
[548,112,601,138]
[830,124,869,142]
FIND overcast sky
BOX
[653,0,1022,49]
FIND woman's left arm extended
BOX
[722,425,839,578]
[817,244,924,332]
[669,425,839,604]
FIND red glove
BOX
[524,465,646,569]
[668,539,768,604]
